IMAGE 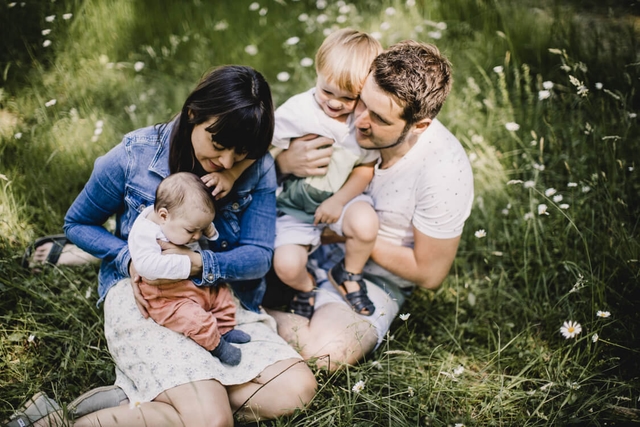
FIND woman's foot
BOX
[22,235,99,269]
[4,392,65,427]
[67,385,129,419]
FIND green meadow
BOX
[1,0,639,425]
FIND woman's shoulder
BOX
[236,153,276,191]
[122,123,172,148]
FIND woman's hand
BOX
[276,134,334,177]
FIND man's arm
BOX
[275,134,334,177]
[370,226,461,290]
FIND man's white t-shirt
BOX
[362,118,474,285]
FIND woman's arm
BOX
[275,135,334,178]
[195,156,277,285]
[63,143,130,267]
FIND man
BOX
[266,40,474,370]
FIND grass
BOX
[1,0,639,425]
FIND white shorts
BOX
[275,194,373,250]
[307,244,414,349]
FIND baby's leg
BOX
[273,244,314,292]
[340,201,379,294]
[148,282,222,351]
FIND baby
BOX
[128,172,250,366]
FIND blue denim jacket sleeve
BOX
[194,154,277,286]
[64,142,131,270]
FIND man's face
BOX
[353,76,409,150]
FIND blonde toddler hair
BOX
[315,28,383,94]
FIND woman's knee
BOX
[274,362,317,415]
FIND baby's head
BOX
[314,28,383,120]
[154,172,216,245]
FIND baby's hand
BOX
[314,197,344,225]
[202,171,235,200]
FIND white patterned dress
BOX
[104,279,302,403]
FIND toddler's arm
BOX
[202,158,256,199]
[313,162,375,225]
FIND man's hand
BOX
[276,134,334,177]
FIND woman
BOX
[20,65,316,427]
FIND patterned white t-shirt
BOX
[366,118,474,247]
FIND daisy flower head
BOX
[352,380,365,393]
[544,188,557,197]
[592,333,599,343]
[474,229,486,238]
[244,45,258,56]
[493,65,504,74]
[285,36,300,45]
[399,313,411,321]
[542,81,554,90]
[538,90,551,100]
[596,310,611,318]
[560,320,582,339]
[277,71,290,82]
[537,204,549,215]
[505,122,520,132]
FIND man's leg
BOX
[267,302,378,371]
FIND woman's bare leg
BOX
[31,243,99,266]
[228,358,316,423]
[73,380,233,427]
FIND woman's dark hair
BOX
[168,65,275,174]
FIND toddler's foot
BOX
[327,259,375,316]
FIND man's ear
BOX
[411,118,432,135]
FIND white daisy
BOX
[474,229,486,238]
[352,380,365,393]
[560,320,582,339]
[596,310,611,318]
[399,313,410,321]
[505,122,520,132]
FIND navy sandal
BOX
[328,259,375,316]
[289,289,316,319]
[288,272,316,319]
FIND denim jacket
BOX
[64,120,277,312]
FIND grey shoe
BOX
[67,385,128,419]
[4,392,63,427]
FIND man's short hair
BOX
[370,40,452,123]
[155,172,215,217]
[316,28,383,95]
